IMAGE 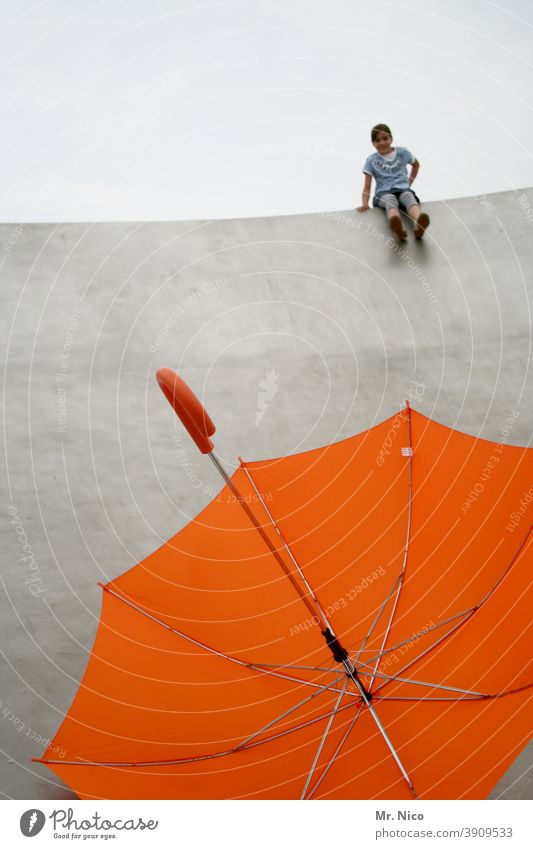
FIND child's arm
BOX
[357,173,373,211]
[409,158,420,185]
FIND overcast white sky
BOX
[1,0,532,222]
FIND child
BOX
[357,123,430,241]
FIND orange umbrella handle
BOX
[156,368,215,454]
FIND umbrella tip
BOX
[156,368,216,454]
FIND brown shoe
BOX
[389,215,407,241]
[414,212,430,239]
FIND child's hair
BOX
[371,123,392,142]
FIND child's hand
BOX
[356,204,369,212]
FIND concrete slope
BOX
[1,187,531,799]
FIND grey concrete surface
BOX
[1,187,532,800]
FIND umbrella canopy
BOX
[35,372,532,800]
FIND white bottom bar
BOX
[2,800,531,848]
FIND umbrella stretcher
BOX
[35,370,532,799]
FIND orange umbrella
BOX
[35,370,532,800]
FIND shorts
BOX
[374,190,420,212]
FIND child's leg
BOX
[387,208,408,241]
[399,191,430,238]
[399,191,422,221]
[377,193,407,240]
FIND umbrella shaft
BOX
[209,454,362,672]
[342,657,372,702]
[208,452,320,625]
